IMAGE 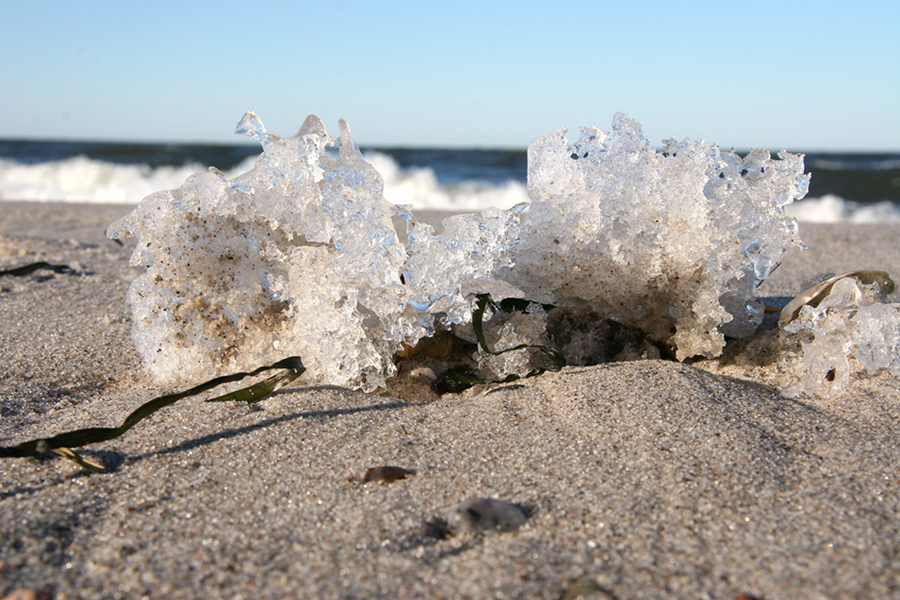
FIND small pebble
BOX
[409,367,437,382]
[363,465,414,484]
[447,497,527,534]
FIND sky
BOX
[1,1,898,151]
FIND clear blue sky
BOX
[1,1,898,150]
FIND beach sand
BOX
[1,200,899,599]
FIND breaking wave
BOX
[1,153,898,222]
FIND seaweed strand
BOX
[0,357,305,471]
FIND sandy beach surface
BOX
[1,200,899,600]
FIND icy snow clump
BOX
[107,113,423,391]
[507,115,808,359]
[782,274,900,396]
[109,111,810,391]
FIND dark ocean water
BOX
[1,139,898,220]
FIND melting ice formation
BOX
[108,111,812,392]
[782,273,900,396]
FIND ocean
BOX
[1,139,899,223]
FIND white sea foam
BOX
[785,194,900,223]
[0,156,255,204]
[2,153,899,223]
[364,152,529,211]
[0,153,529,212]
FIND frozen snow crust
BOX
[108,112,810,392]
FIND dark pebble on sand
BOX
[447,497,527,534]
[363,465,414,484]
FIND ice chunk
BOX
[506,114,807,359]
[472,304,552,380]
[782,275,900,396]
[850,304,900,374]
[108,112,421,391]
[109,111,810,391]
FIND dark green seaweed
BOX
[0,262,77,277]
[0,357,305,471]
